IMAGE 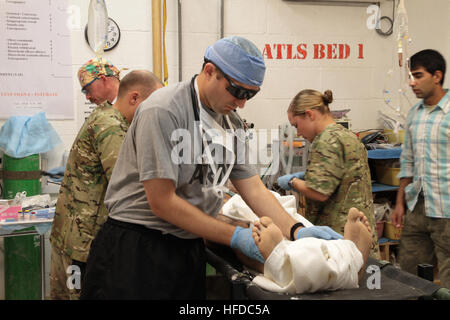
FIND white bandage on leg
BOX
[221,191,314,227]
[252,238,363,294]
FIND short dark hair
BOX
[410,49,446,86]
[201,58,225,80]
[117,70,163,98]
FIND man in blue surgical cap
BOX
[81,36,342,299]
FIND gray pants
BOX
[398,196,450,289]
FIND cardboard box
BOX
[384,129,405,144]
[377,221,385,239]
[0,205,21,222]
[376,221,385,239]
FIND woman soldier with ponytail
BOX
[279,89,380,259]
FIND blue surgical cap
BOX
[204,36,266,87]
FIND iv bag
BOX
[87,0,108,56]
[382,0,412,124]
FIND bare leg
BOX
[253,209,372,281]
[343,207,372,281]
[252,217,284,260]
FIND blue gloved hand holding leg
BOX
[277,171,305,190]
[230,226,265,264]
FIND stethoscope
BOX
[189,75,201,126]
[189,75,235,195]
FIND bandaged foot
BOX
[252,217,284,260]
[344,207,372,280]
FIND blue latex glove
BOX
[277,171,306,190]
[46,166,65,183]
[230,226,265,264]
[296,226,344,240]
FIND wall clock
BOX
[85,17,121,52]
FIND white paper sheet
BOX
[0,0,73,119]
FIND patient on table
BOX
[250,208,372,294]
[214,207,372,295]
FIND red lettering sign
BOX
[263,43,363,60]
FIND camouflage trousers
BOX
[368,227,381,261]
[49,246,83,300]
[398,196,450,289]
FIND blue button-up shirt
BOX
[398,89,450,218]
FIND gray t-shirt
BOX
[105,79,257,239]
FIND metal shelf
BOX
[372,182,399,193]
[367,148,402,160]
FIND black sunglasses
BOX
[222,72,260,100]
[205,60,260,100]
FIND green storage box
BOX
[2,154,42,300]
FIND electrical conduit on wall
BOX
[152,0,168,84]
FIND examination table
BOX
[205,245,450,300]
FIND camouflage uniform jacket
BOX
[50,102,129,262]
[304,124,380,258]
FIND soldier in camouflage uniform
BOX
[49,63,163,300]
[285,89,380,259]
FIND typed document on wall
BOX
[0,0,73,119]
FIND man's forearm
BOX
[232,176,298,239]
[395,177,413,209]
[246,188,297,239]
[291,178,328,202]
[143,179,236,246]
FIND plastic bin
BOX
[374,164,400,186]
[384,221,403,240]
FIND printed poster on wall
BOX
[0,0,73,119]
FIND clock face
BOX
[105,18,120,51]
[84,17,121,52]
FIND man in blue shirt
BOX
[392,49,449,289]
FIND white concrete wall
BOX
[1,0,449,148]
[171,0,450,131]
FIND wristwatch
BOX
[290,222,305,240]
